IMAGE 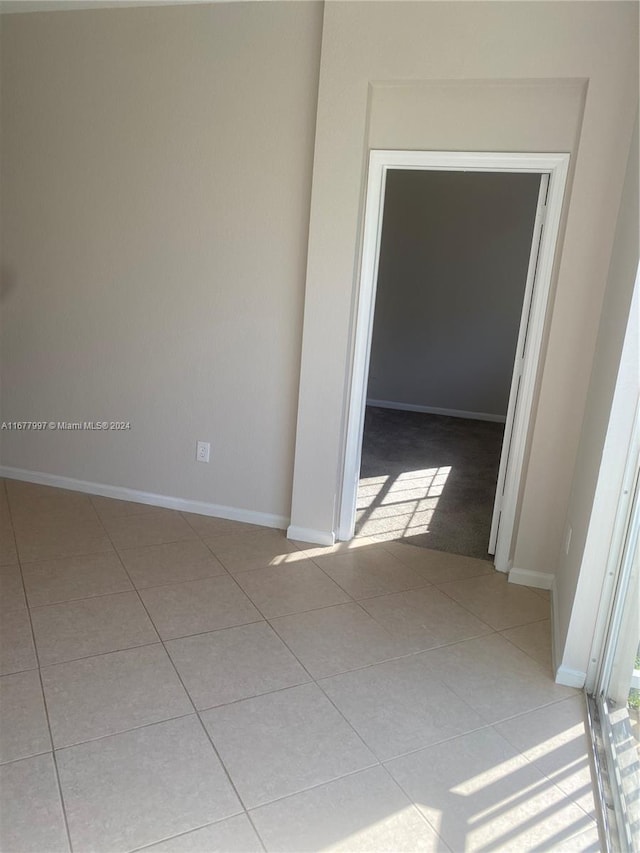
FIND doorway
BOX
[355,168,541,559]
[338,151,569,573]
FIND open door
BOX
[488,174,549,554]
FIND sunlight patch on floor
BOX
[356,467,451,538]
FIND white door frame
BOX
[337,150,570,573]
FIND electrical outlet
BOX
[196,441,210,463]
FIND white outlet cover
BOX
[196,441,210,463]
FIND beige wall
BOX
[554,115,639,680]
[368,169,540,418]
[0,2,323,521]
[289,1,638,579]
[1,0,638,587]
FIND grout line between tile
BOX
[376,761,455,852]
[243,763,384,815]
[493,706,600,826]
[97,517,265,846]
[4,482,76,853]
[35,639,163,671]
[52,712,197,754]
[192,675,315,714]
[432,577,551,634]
[499,623,554,670]
[3,485,592,853]
[127,813,265,853]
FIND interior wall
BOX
[367,169,540,420]
[554,115,639,683]
[0,2,323,521]
[288,0,638,574]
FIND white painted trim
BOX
[366,399,506,424]
[0,466,288,530]
[492,159,568,571]
[592,428,640,695]
[286,525,335,546]
[551,583,561,676]
[508,566,555,590]
[555,665,587,689]
[338,150,571,576]
[489,173,549,557]
[585,400,640,693]
[337,148,389,541]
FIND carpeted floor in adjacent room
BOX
[355,406,505,560]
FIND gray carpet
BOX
[355,406,504,560]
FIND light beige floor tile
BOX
[201,683,376,808]
[6,481,89,515]
[382,542,494,583]
[142,815,263,853]
[0,609,37,675]
[495,696,597,820]
[502,618,553,669]
[298,538,393,560]
[532,587,552,600]
[550,824,602,851]
[139,575,261,640]
[5,483,94,520]
[0,670,50,763]
[270,602,409,679]
[319,653,485,761]
[313,548,432,600]
[11,502,101,533]
[206,529,302,574]
[102,508,198,549]
[361,586,492,652]
[385,728,594,853]
[41,644,193,748]
[250,765,444,852]
[90,495,161,519]
[436,572,550,630]
[21,552,133,607]
[0,755,69,852]
[234,560,351,618]
[0,529,18,566]
[57,715,241,853]
[118,539,226,589]
[15,522,113,564]
[166,622,309,710]
[2,481,600,853]
[424,634,576,724]
[0,563,26,613]
[31,591,158,666]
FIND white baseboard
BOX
[555,665,586,689]
[286,525,335,546]
[0,466,288,530]
[551,582,561,675]
[366,399,506,424]
[508,567,555,590]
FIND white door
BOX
[488,173,549,553]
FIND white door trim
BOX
[337,149,570,573]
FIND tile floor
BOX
[0,480,601,852]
